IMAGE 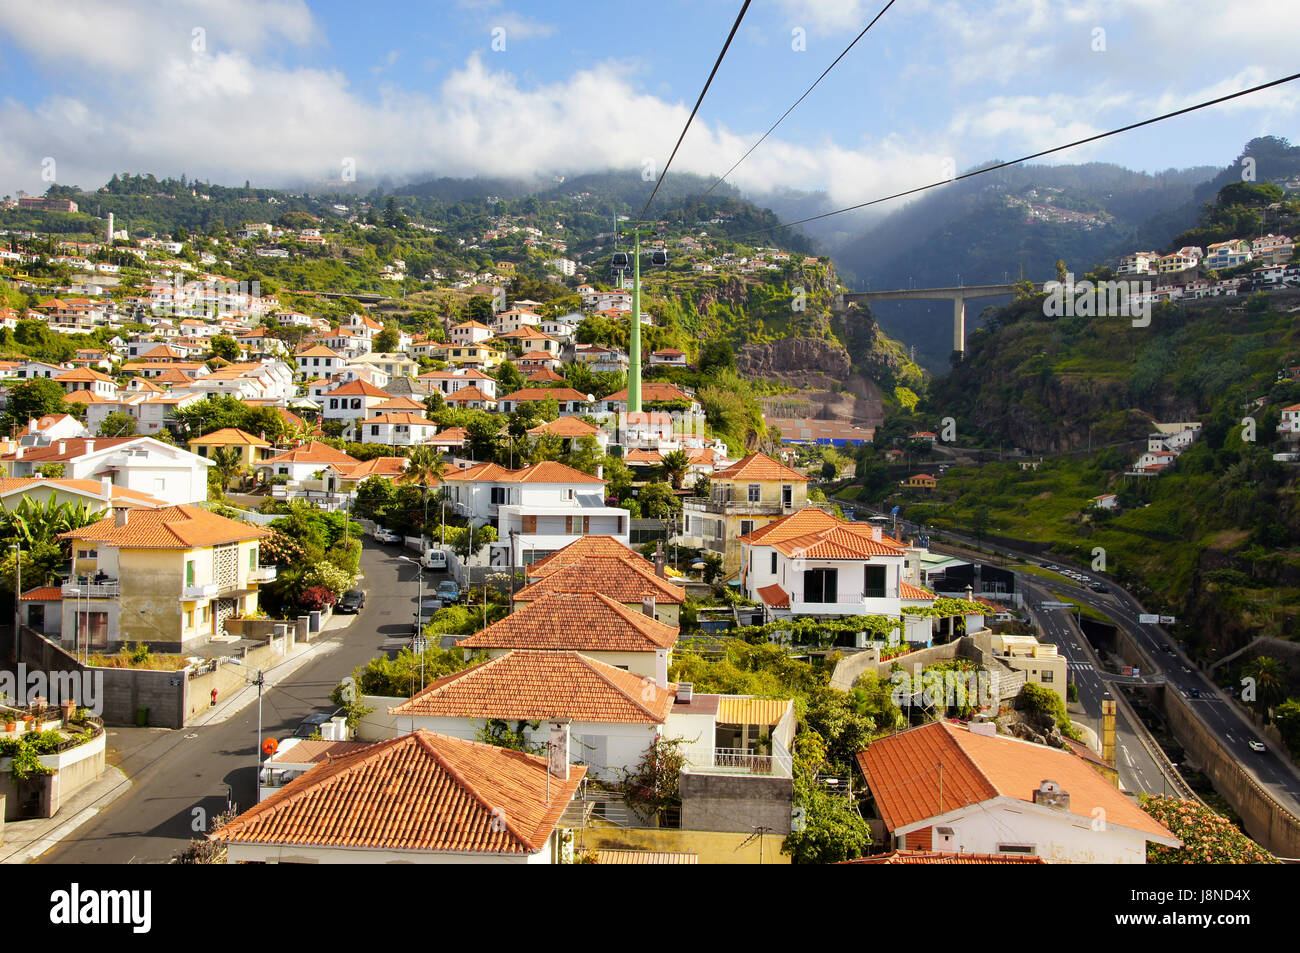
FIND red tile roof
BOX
[713,452,807,483]
[390,651,676,723]
[19,586,64,601]
[515,558,685,605]
[500,387,589,404]
[189,427,270,447]
[855,722,1177,843]
[211,730,584,855]
[526,416,601,438]
[756,583,790,608]
[61,504,269,550]
[325,378,390,398]
[262,441,358,466]
[457,591,678,652]
[527,535,644,575]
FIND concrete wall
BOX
[1114,624,1300,857]
[186,628,299,724]
[679,771,793,835]
[581,825,790,864]
[0,728,105,821]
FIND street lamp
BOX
[397,556,426,678]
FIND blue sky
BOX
[0,0,1296,212]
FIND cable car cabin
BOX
[610,251,629,269]
[650,249,668,266]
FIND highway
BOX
[850,500,1300,817]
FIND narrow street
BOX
[36,540,421,864]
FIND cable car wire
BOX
[728,69,1300,241]
[638,0,752,222]
[704,0,899,195]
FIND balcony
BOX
[695,746,793,778]
[182,582,220,600]
[248,566,277,583]
[61,578,119,599]
[686,499,789,517]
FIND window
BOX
[997,844,1037,855]
[249,548,257,570]
[329,399,338,410]
[740,520,754,537]
[864,565,886,599]
[747,483,761,503]
[805,568,838,603]
[782,484,793,506]
[185,610,194,629]
[1041,670,1054,682]
[351,398,361,410]
[371,426,379,436]
[490,487,507,506]
[186,560,195,587]
[770,552,777,574]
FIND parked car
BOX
[1249,740,1267,753]
[422,549,449,571]
[436,580,460,603]
[293,709,342,738]
[375,528,401,544]
[336,589,366,613]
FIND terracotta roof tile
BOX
[457,591,678,652]
[526,417,601,438]
[391,651,675,723]
[188,427,270,447]
[515,558,685,605]
[262,441,358,466]
[855,722,1177,843]
[714,452,808,483]
[756,582,790,608]
[527,536,645,575]
[212,730,584,854]
[61,504,269,550]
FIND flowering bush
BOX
[298,586,337,612]
[1140,794,1277,864]
[303,562,352,597]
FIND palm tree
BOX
[1242,656,1288,720]
[660,450,691,490]
[210,447,243,493]
[405,446,449,530]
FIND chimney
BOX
[114,507,129,527]
[675,682,694,704]
[871,525,882,542]
[642,596,656,619]
[1032,780,1070,811]
[654,541,666,578]
[965,583,974,602]
[84,439,95,454]
[58,441,66,455]
[654,647,668,689]
[100,476,112,500]
[547,721,570,781]
[27,418,37,434]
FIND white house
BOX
[320,378,393,436]
[359,411,438,447]
[3,436,212,504]
[444,461,628,565]
[857,721,1179,863]
[739,508,908,618]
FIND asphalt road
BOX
[37,539,427,864]
[859,504,1300,815]
[1018,576,1174,797]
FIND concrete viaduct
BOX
[833,282,1046,356]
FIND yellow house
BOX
[430,343,504,369]
[60,504,273,652]
[991,633,1069,703]
[681,452,809,574]
[903,473,937,489]
[188,427,273,467]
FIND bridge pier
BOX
[953,296,965,358]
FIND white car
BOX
[1248,741,1266,753]
[375,528,401,544]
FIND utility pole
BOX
[628,229,642,414]
[11,542,19,641]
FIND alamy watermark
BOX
[890,665,995,710]
[1043,272,1151,327]
[0,663,104,713]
